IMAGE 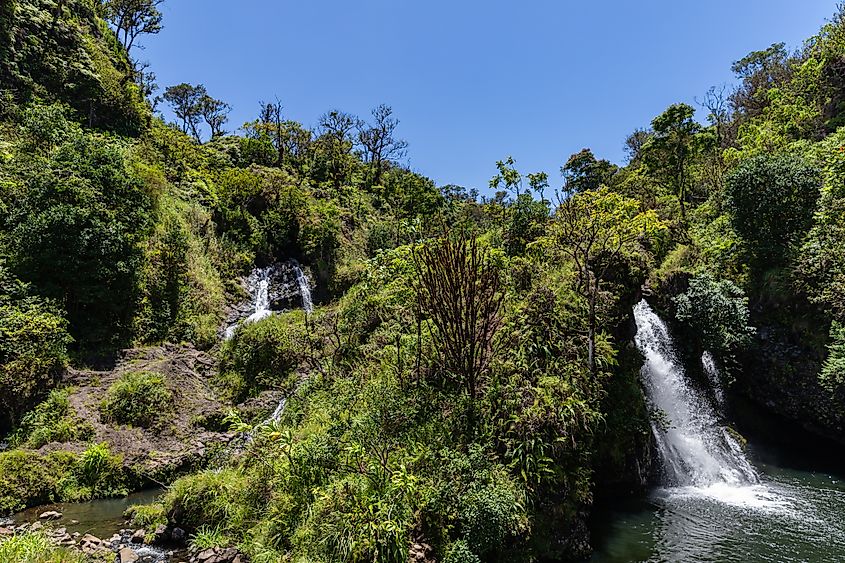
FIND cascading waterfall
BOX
[293,261,313,314]
[223,266,275,339]
[633,300,758,488]
[702,350,725,408]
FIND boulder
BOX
[119,547,140,563]
[171,526,187,543]
[38,510,62,520]
[131,529,146,543]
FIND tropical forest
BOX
[1,1,845,562]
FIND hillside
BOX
[1,1,845,562]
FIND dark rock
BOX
[171,526,186,543]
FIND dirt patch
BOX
[50,344,234,484]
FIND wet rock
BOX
[196,548,217,562]
[119,547,140,563]
[171,526,186,543]
[53,527,67,536]
[131,529,146,543]
[38,510,62,520]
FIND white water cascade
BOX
[634,300,759,489]
[293,262,313,314]
[223,266,275,340]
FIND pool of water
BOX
[590,430,845,562]
[10,488,163,538]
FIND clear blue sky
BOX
[142,1,837,191]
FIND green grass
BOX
[190,525,230,550]
[0,531,88,563]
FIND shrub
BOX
[218,311,307,401]
[0,267,71,432]
[10,389,92,448]
[459,481,525,556]
[100,371,174,428]
[673,273,755,353]
[125,502,167,529]
[163,468,250,531]
[60,442,127,501]
[0,450,64,513]
[0,531,87,563]
[443,540,481,563]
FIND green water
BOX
[11,489,163,538]
[591,421,845,562]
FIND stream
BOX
[589,301,845,562]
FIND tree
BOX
[725,153,821,265]
[357,104,408,186]
[163,83,205,140]
[489,156,523,198]
[553,188,663,375]
[413,232,504,400]
[730,42,792,119]
[199,94,230,139]
[102,0,164,54]
[561,148,618,193]
[642,103,701,221]
[316,110,360,190]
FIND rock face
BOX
[737,323,845,442]
[55,344,234,484]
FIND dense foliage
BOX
[1,2,845,562]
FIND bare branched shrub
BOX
[412,231,504,399]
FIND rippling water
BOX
[591,456,845,562]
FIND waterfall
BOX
[634,300,758,488]
[702,351,725,407]
[293,262,313,314]
[223,266,275,340]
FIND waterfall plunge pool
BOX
[589,301,845,562]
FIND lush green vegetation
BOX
[0,531,90,563]
[99,371,174,428]
[1,0,845,561]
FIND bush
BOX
[60,442,127,502]
[10,389,92,448]
[673,273,755,353]
[163,468,250,531]
[125,502,167,529]
[725,153,821,265]
[0,450,65,513]
[0,531,87,563]
[443,540,481,563]
[218,311,307,401]
[0,266,71,433]
[99,371,174,428]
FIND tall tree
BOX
[553,188,663,375]
[561,148,618,193]
[316,110,360,190]
[199,94,230,139]
[102,0,164,54]
[357,104,408,186]
[642,103,701,221]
